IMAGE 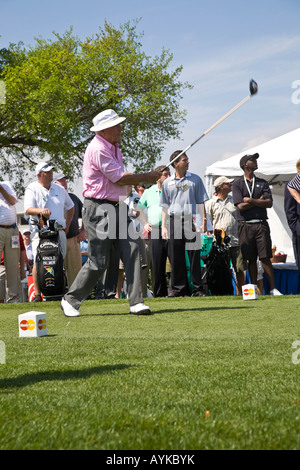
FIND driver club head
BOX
[249,79,258,96]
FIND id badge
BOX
[11,235,20,249]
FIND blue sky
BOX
[1,0,300,181]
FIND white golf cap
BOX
[36,162,54,175]
[213,176,234,187]
[53,172,66,181]
[90,109,126,132]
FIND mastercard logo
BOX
[38,319,47,330]
[243,288,258,296]
[20,318,47,331]
[20,319,36,331]
[244,289,254,295]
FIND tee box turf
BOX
[19,312,47,337]
[242,284,259,300]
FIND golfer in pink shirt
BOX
[61,109,160,317]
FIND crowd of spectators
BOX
[2,110,299,305]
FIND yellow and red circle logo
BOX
[20,319,36,331]
[38,319,47,330]
[243,287,258,296]
[243,288,254,295]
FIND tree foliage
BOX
[0,21,191,195]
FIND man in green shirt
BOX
[138,165,170,297]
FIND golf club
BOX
[166,79,258,168]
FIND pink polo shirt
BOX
[82,134,127,201]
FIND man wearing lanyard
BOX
[61,109,160,317]
[160,151,208,297]
[231,153,282,295]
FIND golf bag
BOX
[201,229,234,296]
[36,220,66,300]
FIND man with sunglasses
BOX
[53,173,87,289]
[231,153,282,295]
[24,162,75,302]
[205,176,247,295]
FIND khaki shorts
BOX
[229,246,248,273]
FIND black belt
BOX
[0,224,16,229]
[170,214,193,219]
[85,198,120,206]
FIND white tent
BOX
[204,128,300,262]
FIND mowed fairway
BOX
[0,296,299,450]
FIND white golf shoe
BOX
[270,288,283,296]
[61,298,80,317]
[130,303,151,315]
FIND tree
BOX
[0,21,191,195]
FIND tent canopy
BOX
[205,128,299,189]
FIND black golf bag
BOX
[36,220,66,300]
[201,229,234,296]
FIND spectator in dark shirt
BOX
[54,173,87,288]
[284,162,300,292]
[231,153,282,295]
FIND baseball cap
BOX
[35,162,54,175]
[239,153,259,169]
[53,172,67,181]
[213,176,234,187]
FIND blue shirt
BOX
[160,171,208,216]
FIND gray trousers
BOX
[65,198,144,309]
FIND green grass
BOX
[0,296,299,450]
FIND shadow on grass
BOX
[153,306,250,314]
[84,305,250,317]
[0,363,135,390]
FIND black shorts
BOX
[238,220,272,261]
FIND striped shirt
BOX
[287,173,300,191]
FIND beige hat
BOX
[90,109,126,132]
[213,176,234,187]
